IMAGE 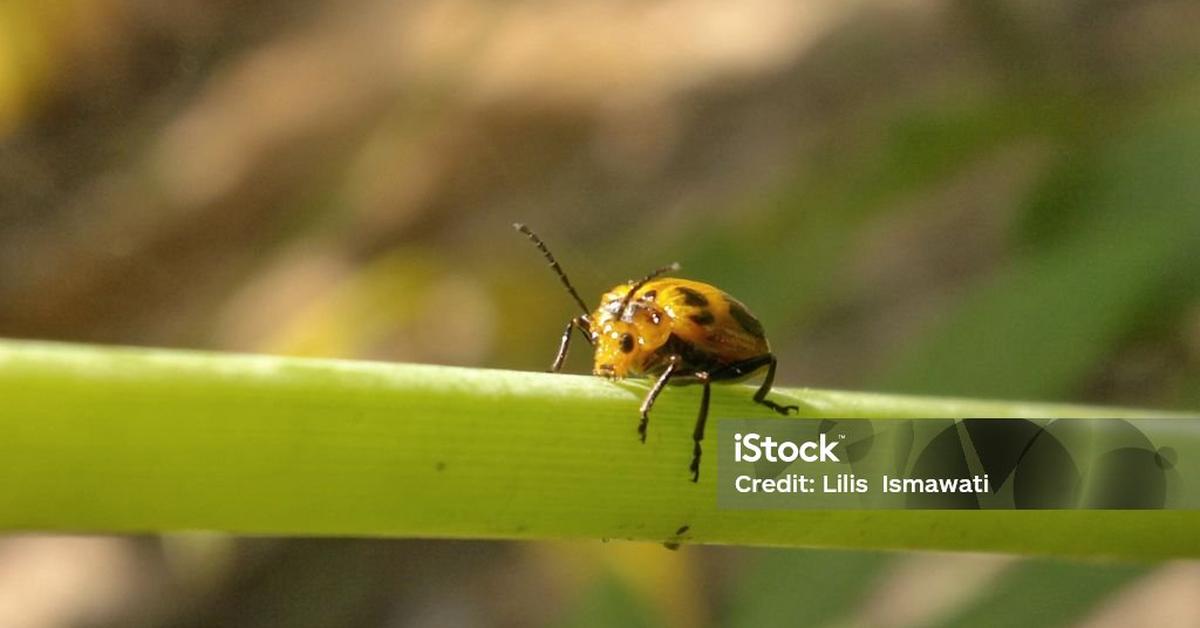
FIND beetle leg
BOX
[752,354,799,415]
[551,316,592,372]
[638,355,679,442]
[689,372,711,483]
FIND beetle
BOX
[514,223,799,482]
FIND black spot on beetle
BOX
[620,333,635,353]
[689,310,715,325]
[727,299,765,338]
[675,286,709,306]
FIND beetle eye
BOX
[619,333,635,353]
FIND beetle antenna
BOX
[619,262,680,315]
[513,223,592,317]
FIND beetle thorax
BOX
[590,284,671,378]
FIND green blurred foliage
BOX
[931,560,1148,628]
[555,572,662,628]
[722,549,891,627]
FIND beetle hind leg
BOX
[757,398,799,415]
[752,354,799,415]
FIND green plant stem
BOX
[0,339,1195,558]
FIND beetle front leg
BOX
[551,316,592,372]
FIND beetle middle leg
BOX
[551,316,592,372]
[689,372,711,483]
[638,355,679,442]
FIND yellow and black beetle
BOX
[515,223,798,482]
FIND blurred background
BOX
[2,0,1200,626]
